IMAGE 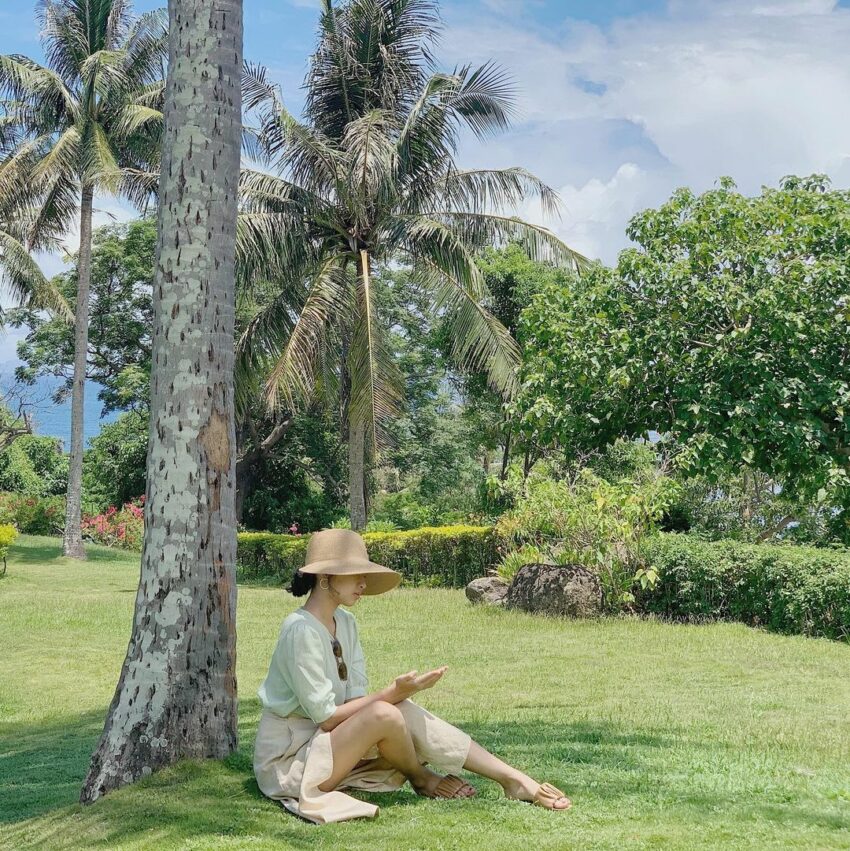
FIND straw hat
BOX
[298,528,401,595]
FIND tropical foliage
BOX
[235,0,584,526]
[515,176,850,512]
[0,0,167,556]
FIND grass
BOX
[1,535,849,850]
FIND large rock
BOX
[465,575,509,606]
[506,563,603,618]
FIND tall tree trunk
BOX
[499,421,512,481]
[349,417,367,530]
[62,184,94,559]
[235,417,252,523]
[80,0,243,803]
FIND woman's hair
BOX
[289,569,317,597]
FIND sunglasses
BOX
[331,637,348,681]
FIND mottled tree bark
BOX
[62,184,94,560]
[80,0,243,803]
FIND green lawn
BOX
[1,536,849,850]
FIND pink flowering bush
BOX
[82,497,145,550]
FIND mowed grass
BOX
[1,536,849,850]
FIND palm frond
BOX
[122,8,168,89]
[112,102,162,139]
[32,124,81,181]
[418,259,520,399]
[392,214,487,296]
[0,54,77,126]
[242,60,282,114]
[79,49,128,102]
[446,61,517,139]
[437,211,588,271]
[37,0,91,86]
[342,109,399,221]
[0,228,72,320]
[116,167,159,208]
[441,167,562,219]
[261,254,353,412]
[82,121,121,191]
[234,288,299,415]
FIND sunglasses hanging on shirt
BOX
[331,637,348,681]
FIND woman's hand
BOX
[387,666,448,702]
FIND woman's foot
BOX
[502,775,571,810]
[412,767,476,799]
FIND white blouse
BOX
[257,606,369,724]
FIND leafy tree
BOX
[10,218,156,413]
[239,405,346,533]
[237,0,584,529]
[447,243,569,483]
[354,265,494,527]
[0,0,167,558]
[516,176,850,514]
[82,409,147,510]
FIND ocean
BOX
[0,370,119,450]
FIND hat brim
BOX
[300,558,402,595]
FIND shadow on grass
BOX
[7,537,137,565]
[3,704,848,847]
[0,702,656,826]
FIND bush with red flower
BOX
[82,497,145,550]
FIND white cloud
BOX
[440,0,850,263]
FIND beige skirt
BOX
[253,698,473,824]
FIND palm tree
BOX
[81,0,243,801]
[237,0,585,529]
[0,0,167,558]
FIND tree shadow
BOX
[2,706,847,846]
[6,538,136,565]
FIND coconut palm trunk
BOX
[348,418,367,529]
[80,0,243,802]
[62,184,94,559]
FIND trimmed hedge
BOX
[641,533,850,641]
[237,525,497,588]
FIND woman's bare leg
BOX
[462,740,571,809]
[318,701,474,797]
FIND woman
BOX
[253,528,571,824]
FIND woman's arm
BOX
[319,667,448,731]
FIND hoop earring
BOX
[319,576,330,591]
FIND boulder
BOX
[465,575,509,606]
[506,563,603,618]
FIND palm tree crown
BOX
[0,0,167,228]
[237,0,585,473]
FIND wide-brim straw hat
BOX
[299,528,401,596]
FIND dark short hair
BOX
[289,569,317,597]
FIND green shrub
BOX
[237,525,498,588]
[496,544,543,582]
[0,492,65,535]
[0,522,17,574]
[641,534,850,640]
[495,464,679,609]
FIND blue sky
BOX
[2,0,850,363]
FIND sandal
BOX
[418,774,476,799]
